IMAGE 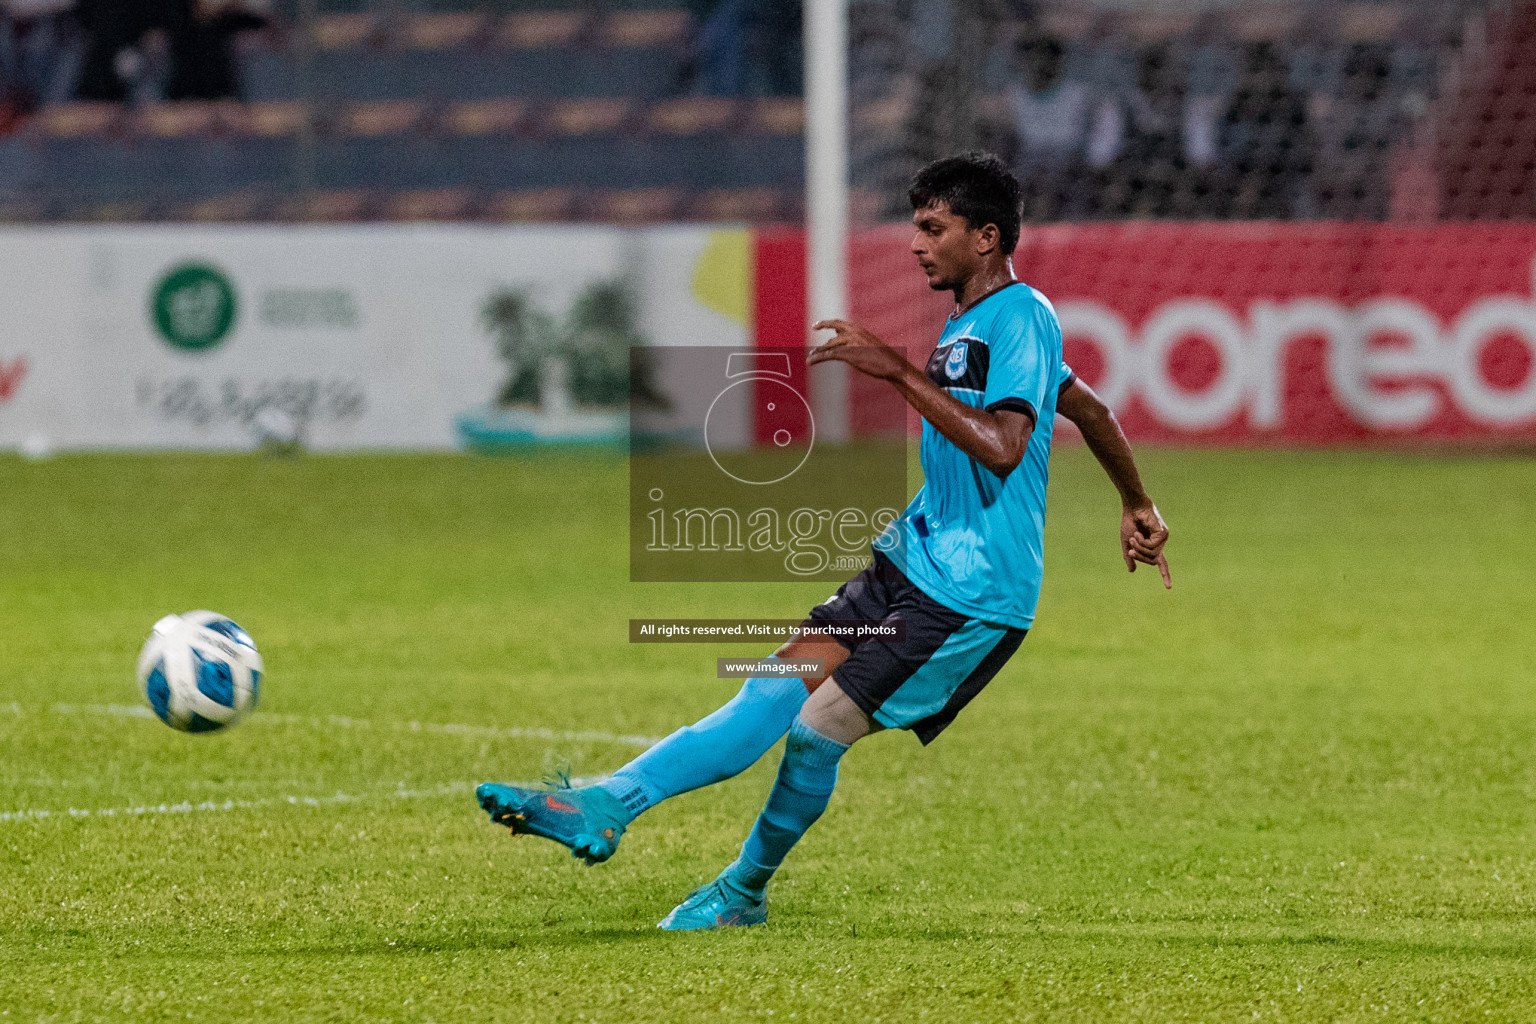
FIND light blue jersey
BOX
[883,282,1074,629]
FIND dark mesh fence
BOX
[0,1,1528,224]
[854,0,1515,225]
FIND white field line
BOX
[0,782,472,824]
[0,704,641,826]
[45,703,661,749]
[0,775,611,827]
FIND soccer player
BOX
[476,152,1171,930]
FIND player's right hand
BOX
[808,320,910,381]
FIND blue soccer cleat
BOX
[656,878,768,931]
[475,782,629,865]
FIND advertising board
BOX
[844,223,1536,444]
[0,225,748,452]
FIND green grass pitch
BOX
[0,447,1533,1023]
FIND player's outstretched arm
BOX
[1056,378,1172,589]
[809,319,1032,478]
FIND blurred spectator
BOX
[1055,17,1134,172]
[746,0,800,97]
[906,0,1003,170]
[685,0,800,98]
[1218,41,1312,219]
[680,0,730,94]
[1007,37,1088,171]
[1069,14,1137,109]
[1002,36,1081,219]
[1182,15,1237,170]
[1310,43,1405,220]
[1099,42,1193,218]
[166,0,268,101]
[1,0,80,117]
[1005,31,1127,219]
[74,0,183,101]
[73,0,266,103]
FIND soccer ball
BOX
[136,611,263,733]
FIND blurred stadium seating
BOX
[0,1,1527,224]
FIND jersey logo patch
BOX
[927,336,989,392]
[944,342,968,380]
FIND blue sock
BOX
[597,675,808,822]
[720,716,849,899]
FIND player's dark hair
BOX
[908,152,1024,255]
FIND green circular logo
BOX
[151,263,238,351]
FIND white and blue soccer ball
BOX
[136,611,262,733]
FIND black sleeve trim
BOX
[985,397,1038,425]
[1058,370,1077,394]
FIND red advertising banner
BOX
[839,222,1536,444]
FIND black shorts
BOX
[802,551,1026,744]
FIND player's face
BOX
[911,202,983,292]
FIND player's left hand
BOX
[809,320,910,381]
[1122,502,1172,589]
